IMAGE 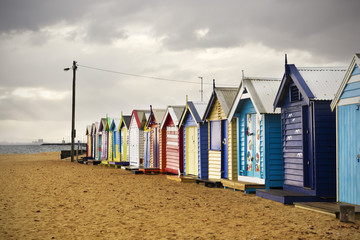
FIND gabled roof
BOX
[118,114,131,131]
[203,86,238,120]
[98,118,108,132]
[91,122,96,135]
[179,101,207,127]
[331,54,360,111]
[129,110,151,129]
[110,118,121,131]
[274,63,346,110]
[86,125,91,135]
[160,105,185,129]
[228,77,281,121]
[146,108,166,128]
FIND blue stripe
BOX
[340,81,360,99]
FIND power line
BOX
[77,64,238,87]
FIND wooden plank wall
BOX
[227,119,238,180]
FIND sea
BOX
[0,145,74,154]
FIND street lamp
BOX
[64,61,77,162]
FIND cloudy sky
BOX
[0,0,359,143]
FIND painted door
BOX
[153,127,159,168]
[303,105,314,189]
[166,125,179,172]
[129,127,139,166]
[338,104,360,205]
[221,120,228,179]
[108,131,113,161]
[144,131,151,168]
[121,128,127,161]
[246,114,256,177]
[101,132,108,160]
[186,126,198,176]
[98,134,102,160]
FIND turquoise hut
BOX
[227,77,283,193]
[330,54,360,205]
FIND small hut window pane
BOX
[290,86,301,102]
[210,121,221,150]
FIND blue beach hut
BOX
[226,77,283,193]
[179,98,208,179]
[256,57,346,204]
[330,54,360,205]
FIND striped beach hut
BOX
[330,54,360,205]
[99,117,111,164]
[119,114,131,163]
[227,77,283,192]
[128,110,150,169]
[257,56,346,204]
[86,125,92,158]
[178,99,208,179]
[144,106,166,170]
[107,118,114,162]
[96,118,107,161]
[160,105,185,174]
[202,81,238,181]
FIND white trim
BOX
[337,96,360,106]
[237,175,265,184]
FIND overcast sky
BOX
[0,0,359,143]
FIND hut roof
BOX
[228,77,281,120]
[331,53,360,110]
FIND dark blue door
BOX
[221,120,228,179]
[303,105,314,188]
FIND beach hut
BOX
[330,54,360,205]
[128,110,150,169]
[256,57,346,204]
[99,117,110,164]
[160,105,185,174]
[96,118,107,161]
[107,118,114,162]
[144,106,166,171]
[202,81,238,182]
[119,114,131,163]
[90,122,97,159]
[86,125,92,158]
[226,77,283,192]
[178,99,208,179]
[143,114,151,168]
[109,118,121,164]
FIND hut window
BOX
[290,86,301,102]
[210,121,221,150]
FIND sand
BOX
[0,152,359,240]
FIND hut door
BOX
[303,106,314,189]
[153,127,159,168]
[129,127,139,166]
[246,114,257,177]
[186,126,198,176]
[166,125,179,172]
[221,120,228,179]
[98,134,102,160]
[144,132,151,168]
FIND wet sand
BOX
[0,152,359,239]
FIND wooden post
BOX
[339,205,355,223]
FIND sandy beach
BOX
[0,152,359,239]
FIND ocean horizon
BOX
[0,144,78,154]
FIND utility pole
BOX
[71,61,77,162]
[64,61,77,162]
[198,76,203,101]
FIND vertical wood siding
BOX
[227,119,237,180]
[121,128,128,162]
[282,107,304,187]
[129,117,140,167]
[198,123,209,179]
[338,104,360,205]
[264,114,284,188]
[313,101,336,197]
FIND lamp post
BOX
[64,61,77,162]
